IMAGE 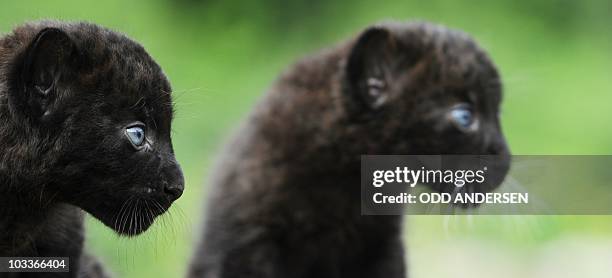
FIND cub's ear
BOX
[18,28,76,119]
[345,27,398,111]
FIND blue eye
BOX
[126,125,146,148]
[450,104,476,130]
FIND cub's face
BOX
[11,24,183,236]
[344,23,510,194]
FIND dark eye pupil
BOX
[126,126,145,146]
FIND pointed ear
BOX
[18,28,76,119]
[345,27,398,111]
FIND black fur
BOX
[189,22,510,278]
[0,21,184,277]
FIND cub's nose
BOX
[486,135,509,156]
[161,161,184,202]
[164,183,184,202]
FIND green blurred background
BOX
[2,0,611,277]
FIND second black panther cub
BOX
[189,21,510,278]
[0,21,184,277]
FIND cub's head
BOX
[6,22,183,235]
[342,22,510,194]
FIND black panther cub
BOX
[0,21,184,277]
[188,22,510,278]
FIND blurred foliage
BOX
[1,0,611,277]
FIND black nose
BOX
[161,158,184,202]
[487,136,509,156]
[164,183,183,201]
